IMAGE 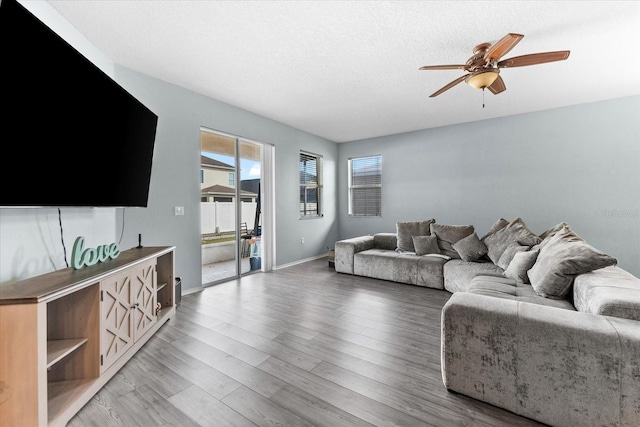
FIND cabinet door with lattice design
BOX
[132,259,157,341]
[100,269,133,372]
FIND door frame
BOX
[200,127,274,284]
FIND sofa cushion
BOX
[484,218,541,265]
[467,275,576,310]
[503,248,539,284]
[529,226,618,299]
[430,223,475,259]
[451,232,487,262]
[392,253,420,285]
[374,233,397,251]
[443,259,504,293]
[396,219,436,252]
[412,235,440,256]
[573,266,640,321]
[354,249,400,282]
[416,255,447,289]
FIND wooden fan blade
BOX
[429,75,467,97]
[498,50,570,68]
[484,33,524,61]
[419,64,467,71]
[487,75,506,94]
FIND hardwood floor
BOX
[68,258,545,427]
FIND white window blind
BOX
[349,155,381,216]
[300,151,322,218]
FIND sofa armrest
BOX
[441,292,640,426]
[335,236,374,274]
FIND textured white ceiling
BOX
[47,0,640,142]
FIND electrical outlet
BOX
[301,237,305,244]
[174,206,184,216]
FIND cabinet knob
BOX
[132,302,139,308]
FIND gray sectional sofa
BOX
[334,218,640,427]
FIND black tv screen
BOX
[0,0,158,207]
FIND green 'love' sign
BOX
[71,236,120,270]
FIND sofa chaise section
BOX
[442,289,640,426]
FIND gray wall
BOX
[338,96,640,277]
[115,66,338,292]
[116,67,338,290]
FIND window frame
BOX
[348,154,382,217]
[299,150,323,219]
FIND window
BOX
[228,172,235,186]
[349,155,382,216]
[299,151,322,218]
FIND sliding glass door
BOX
[200,129,263,285]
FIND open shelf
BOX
[157,282,167,291]
[47,338,89,369]
[48,378,96,424]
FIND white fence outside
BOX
[201,202,258,234]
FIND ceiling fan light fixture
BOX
[466,70,499,89]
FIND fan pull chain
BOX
[482,88,485,108]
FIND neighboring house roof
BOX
[300,170,317,183]
[201,155,234,170]
[202,184,257,197]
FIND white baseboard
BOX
[274,254,327,270]
[182,286,204,295]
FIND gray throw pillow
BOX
[497,243,529,270]
[532,223,572,253]
[396,219,436,252]
[412,235,440,256]
[483,218,541,265]
[480,218,509,240]
[451,232,487,262]
[504,249,540,284]
[430,223,475,259]
[539,222,569,240]
[529,226,618,299]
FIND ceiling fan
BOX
[420,33,570,98]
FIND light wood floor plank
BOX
[116,384,201,427]
[168,316,271,367]
[167,384,256,427]
[170,333,287,398]
[70,387,143,427]
[211,322,323,371]
[221,385,316,427]
[312,360,494,427]
[258,356,429,427]
[141,336,242,400]
[187,293,323,340]
[270,385,376,427]
[120,349,193,400]
[179,298,284,340]
[69,258,545,427]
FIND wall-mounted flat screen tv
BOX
[0,0,158,207]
